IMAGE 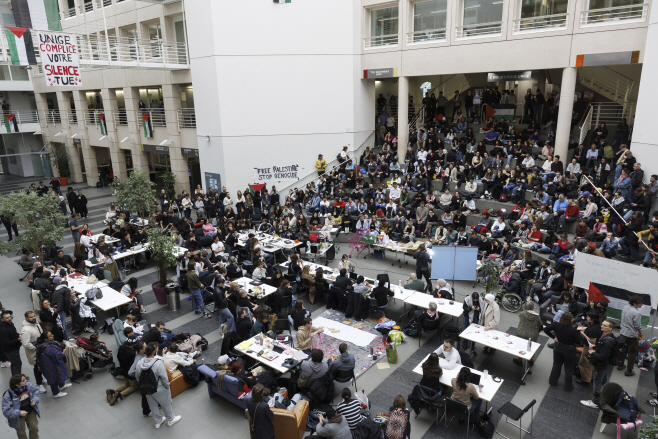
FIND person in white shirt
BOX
[521,154,535,170]
[252,260,269,282]
[385,200,397,214]
[163,343,195,374]
[388,183,401,202]
[124,315,144,335]
[491,217,506,237]
[417,148,428,162]
[566,158,581,176]
[80,230,92,250]
[433,339,462,370]
[211,236,225,261]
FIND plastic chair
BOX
[444,398,474,438]
[495,399,536,439]
[419,317,442,347]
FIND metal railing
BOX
[83,109,101,125]
[586,102,636,128]
[275,130,376,201]
[406,28,447,44]
[456,21,503,38]
[363,34,398,49]
[578,66,634,104]
[409,106,425,133]
[0,32,189,69]
[0,110,39,125]
[113,109,128,126]
[84,1,94,12]
[44,110,61,124]
[177,108,196,128]
[580,3,648,26]
[67,110,83,125]
[136,109,166,128]
[61,7,77,19]
[431,74,471,100]
[513,13,568,33]
[579,105,594,145]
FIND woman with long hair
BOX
[385,395,411,439]
[36,332,71,398]
[451,367,482,423]
[420,352,444,394]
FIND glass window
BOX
[520,0,569,18]
[370,7,399,37]
[414,0,448,31]
[588,0,643,10]
[462,0,504,25]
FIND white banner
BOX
[38,32,81,87]
[253,164,299,182]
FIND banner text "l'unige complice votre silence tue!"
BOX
[39,33,81,87]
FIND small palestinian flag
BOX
[141,112,153,138]
[274,0,291,3]
[3,114,18,132]
[588,282,652,325]
[3,27,37,66]
[97,112,107,135]
[249,184,265,197]
[11,0,62,31]
[485,104,516,122]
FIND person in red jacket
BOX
[557,199,579,232]
[549,233,570,260]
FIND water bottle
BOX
[398,280,402,290]
[201,357,205,364]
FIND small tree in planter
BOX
[161,171,177,202]
[479,255,503,296]
[147,228,178,292]
[110,169,156,220]
[49,143,71,184]
[0,190,67,264]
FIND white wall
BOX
[3,133,42,177]
[188,0,373,194]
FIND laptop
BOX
[469,373,481,385]
[272,345,285,354]
[349,272,358,280]
[250,280,264,286]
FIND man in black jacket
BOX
[0,310,22,376]
[76,190,88,218]
[51,281,71,339]
[372,280,394,317]
[141,321,166,348]
[413,244,432,292]
[525,260,550,296]
[107,337,137,405]
[580,320,616,409]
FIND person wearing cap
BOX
[316,154,327,176]
[584,242,605,258]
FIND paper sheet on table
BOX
[237,341,253,350]
[312,317,377,347]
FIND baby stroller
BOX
[75,336,115,381]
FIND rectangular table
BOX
[64,274,131,316]
[404,291,464,318]
[90,234,119,244]
[233,335,307,374]
[459,323,541,384]
[234,276,278,299]
[312,316,377,347]
[412,353,503,403]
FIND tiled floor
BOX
[0,177,654,439]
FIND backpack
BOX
[85,286,102,300]
[614,390,639,423]
[336,153,343,163]
[403,320,420,338]
[138,360,161,395]
[386,408,409,438]
[615,335,628,366]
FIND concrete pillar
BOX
[71,90,98,187]
[629,3,658,214]
[101,88,127,179]
[554,67,577,164]
[397,76,409,165]
[161,83,187,193]
[123,86,149,173]
[55,91,83,184]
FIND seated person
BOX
[52,250,74,271]
[415,301,441,326]
[236,309,254,341]
[432,339,462,370]
[298,348,328,389]
[249,312,273,338]
[236,289,256,312]
[294,317,324,352]
[124,314,144,335]
[163,341,195,374]
[372,279,394,316]
[420,352,444,394]
[89,332,111,356]
[327,342,356,375]
[404,273,425,292]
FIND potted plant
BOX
[49,143,71,185]
[110,169,156,222]
[161,171,177,202]
[147,228,178,305]
[479,255,503,296]
[639,418,658,439]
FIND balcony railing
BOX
[136,109,166,128]
[406,28,447,44]
[67,110,83,125]
[113,109,128,126]
[177,108,196,129]
[363,34,398,49]
[83,109,102,126]
[580,3,648,26]
[456,21,503,39]
[513,13,568,33]
[44,110,61,124]
[0,32,190,70]
[61,7,77,19]
[1,110,39,125]
[84,1,94,12]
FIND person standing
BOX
[481,294,500,354]
[247,384,275,439]
[580,319,617,409]
[66,187,76,214]
[69,213,82,244]
[515,302,543,365]
[413,244,432,292]
[0,310,22,377]
[543,312,581,391]
[462,292,480,351]
[19,312,46,394]
[1,214,19,242]
[619,295,644,376]
[136,344,181,428]
[76,191,88,218]
[36,332,71,398]
[315,154,327,176]
[2,374,41,439]
[186,262,211,319]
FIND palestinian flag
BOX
[249,184,265,197]
[3,114,19,132]
[274,0,291,3]
[11,0,62,31]
[97,112,107,135]
[485,104,516,121]
[3,27,37,66]
[587,282,652,325]
[141,112,153,138]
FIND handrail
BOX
[177,108,196,129]
[579,67,634,103]
[580,3,648,25]
[456,21,503,38]
[406,28,447,44]
[363,35,398,49]
[513,13,568,32]
[578,105,593,145]
[275,130,376,202]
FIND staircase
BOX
[578,66,634,105]
[410,74,471,131]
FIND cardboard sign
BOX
[39,32,81,86]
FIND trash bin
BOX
[166,283,180,311]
